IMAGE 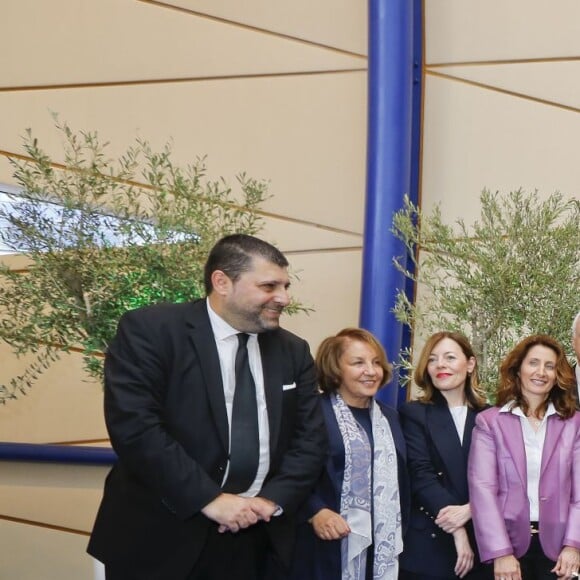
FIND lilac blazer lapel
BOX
[497,411,527,487]
[540,415,566,477]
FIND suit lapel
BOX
[428,403,468,498]
[540,414,566,476]
[185,302,229,454]
[382,405,406,461]
[258,332,284,453]
[321,395,346,480]
[463,408,476,453]
[497,412,527,486]
[573,364,580,409]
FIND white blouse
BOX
[448,405,468,444]
[499,401,557,521]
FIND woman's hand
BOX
[552,546,580,579]
[452,527,474,578]
[435,503,471,533]
[493,554,521,580]
[310,508,351,541]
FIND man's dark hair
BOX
[204,234,289,294]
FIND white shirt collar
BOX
[499,400,558,418]
[206,298,256,342]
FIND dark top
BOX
[287,395,409,580]
[87,299,328,580]
[398,392,487,578]
[349,405,374,447]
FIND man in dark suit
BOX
[88,234,327,580]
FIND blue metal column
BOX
[361,0,422,406]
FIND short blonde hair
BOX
[316,328,393,395]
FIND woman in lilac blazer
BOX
[468,334,580,580]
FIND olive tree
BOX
[391,189,580,392]
[0,121,270,403]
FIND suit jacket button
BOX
[431,533,437,538]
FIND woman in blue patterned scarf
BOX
[288,328,409,580]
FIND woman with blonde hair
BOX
[399,331,490,580]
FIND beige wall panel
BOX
[0,72,367,233]
[0,520,95,580]
[0,159,12,187]
[425,0,580,64]
[405,252,445,400]
[162,0,367,55]
[0,343,106,443]
[434,62,580,110]
[1,0,364,88]
[421,75,580,227]
[279,249,362,354]
[0,462,107,531]
[261,217,361,253]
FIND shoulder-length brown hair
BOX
[496,334,576,419]
[413,331,487,409]
[316,328,393,395]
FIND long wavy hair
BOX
[414,331,487,409]
[496,334,576,419]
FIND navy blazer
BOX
[398,393,484,577]
[288,394,410,580]
[87,300,327,579]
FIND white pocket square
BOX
[282,383,296,391]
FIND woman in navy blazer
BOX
[289,328,410,580]
[399,331,490,580]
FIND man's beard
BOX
[231,303,284,333]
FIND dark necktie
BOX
[223,333,260,493]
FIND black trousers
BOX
[519,534,557,580]
[188,522,284,580]
[105,522,286,580]
[399,565,493,580]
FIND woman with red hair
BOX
[399,331,489,580]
